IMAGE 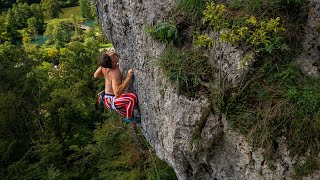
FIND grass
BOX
[45,6,81,21]
[294,157,320,177]
[173,0,207,22]
[99,43,113,52]
[59,6,81,19]
[228,0,304,16]
[99,43,113,48]
[1,5,81,22]
[158,44,217,97]
[225,60,320,175]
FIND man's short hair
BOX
[98,52,113,68]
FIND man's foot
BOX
[124,116,141,125]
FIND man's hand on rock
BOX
[128,68,134,76]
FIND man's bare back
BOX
[102,68,122,95]
[94,51,133,98]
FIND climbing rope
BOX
[134,125,161,180]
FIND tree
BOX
[0,42,40,176]
[70,15,83,42]
[79,0,93,18]
[19,28,32,44]
[30,3,45,33]
[0,0,16,13]
[44,19,74,47]
[41,0,62,18]
[0,12,9,42]
[2,3,44,42]
[3,8,18,41]
[27,17,38,38]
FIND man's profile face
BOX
[107,51,119,65]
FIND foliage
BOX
[0,42,40,176]
[158,44,217,97]
[60,0,79,8]
[228,0,304,16]
[70,14,83,42]
[294,157,320,177]
[44,19,74,47]
[226,61,320,172]
[94,20,111,44]
[41,0,63,18]
[70,116,177,180]
[0,0,42,13]
[1,3,44,42]
[146,22,179,43]
[79,0,95,18]
[195,2,288,67]
[6,137,64,179]
[0,13,176,178]
[30,4,45,32]
[173,0,208,22]
[55,5,81,20]
[155,0,318,176]
[99,43,113,49]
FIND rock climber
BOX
[94,50,140,124]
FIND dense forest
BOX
[0,0,176,179]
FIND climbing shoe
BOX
[124,116,141,125]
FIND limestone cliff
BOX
[297,0,320,77]
[94,0,320,179]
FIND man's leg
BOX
[113,92,137,118]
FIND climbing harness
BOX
[97,91,117,112]
[105,94,117,111]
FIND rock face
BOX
[94,0,319,179]
[297,0,320,76]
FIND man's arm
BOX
[112,69,133,97]
[94,66,103,78]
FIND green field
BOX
[60,6,81,19]
[1,6,81,22]
[99,43,113,48]
[45,6,81,21]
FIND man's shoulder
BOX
[108,68,121,78]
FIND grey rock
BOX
[297,0,320,76]
[95,0,320,179]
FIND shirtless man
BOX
[94,51,139,124]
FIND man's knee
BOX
[129,92,137,97]
[128,92,137,99]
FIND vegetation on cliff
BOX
[148,0,319,177]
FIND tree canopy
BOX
[0,2,177,179]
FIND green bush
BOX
[158,45,217,97]
[195,2,288,67]
[146,22,179,43]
